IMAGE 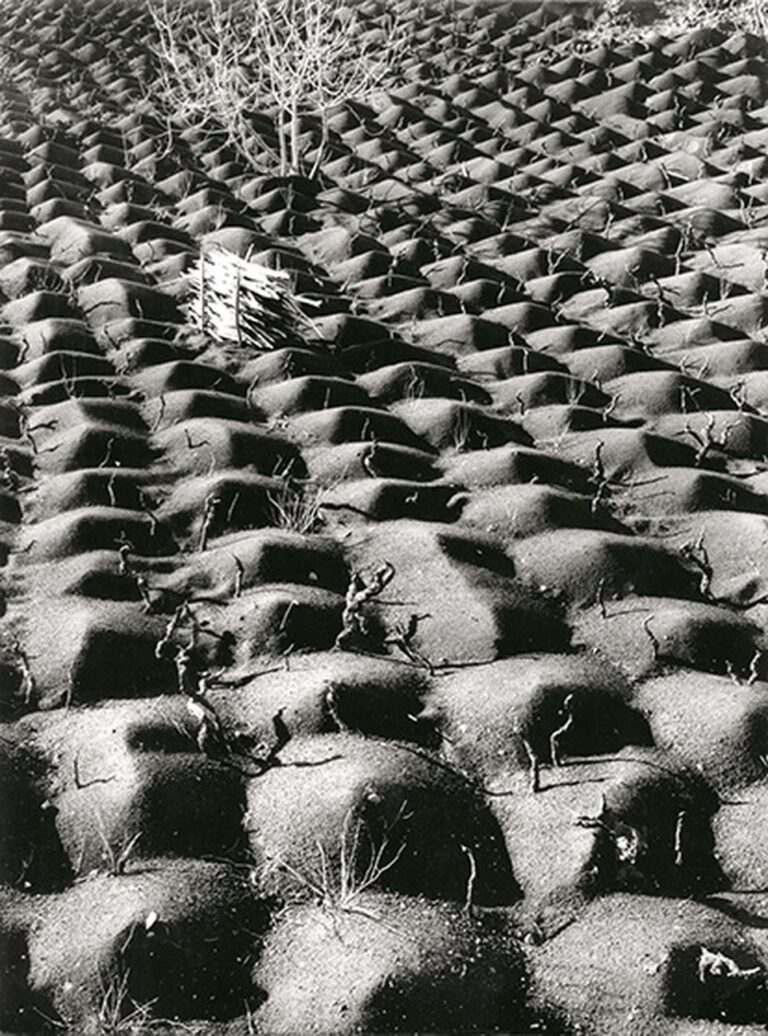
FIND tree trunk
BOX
[309,110,330,180]
[289,100,301,175]
[277,113,288,178]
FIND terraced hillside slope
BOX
[3,0,768,1032]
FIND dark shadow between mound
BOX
[703,895,768,929]
[536,773,609,793]
[118,913,269,1023]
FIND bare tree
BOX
[148,0,408,177]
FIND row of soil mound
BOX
[3,0,768,1033]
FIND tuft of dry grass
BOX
[94,970,156,1036]
[267,480,327,535]
[262,805,409,917]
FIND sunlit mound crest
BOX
[184,245,318,350]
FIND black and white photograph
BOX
[2,0,768,1032]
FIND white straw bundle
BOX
[185,245,315,350]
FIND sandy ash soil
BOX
[3,0,768,1032]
